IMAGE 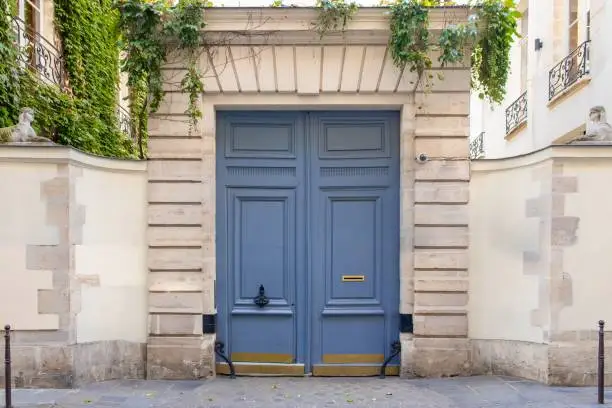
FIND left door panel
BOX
[216,112,306,375]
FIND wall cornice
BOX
[202,7,470,45]
[0,144,147,173]
[472,144,612,173]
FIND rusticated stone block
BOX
[548,341,612,386]
[414,249,468,270]
[414,204,468,226]
[147,335,214,380]
[148,226,204,247]
[148,182,202,203]
[405,345,470,377]
[149,313,202,335]
[415,116,469,137]
[413,314,467,336]
[414,181,469,204]
[414,160,470,181]
[148,205,202,225]
[415,92,470,116]
[470,339,549,383]
[414,292,468,307]
[149,292,203,314]
[72,341,146,386]
[148,247,202,271]
[414,226,468,248]
[414,277,468,292]
[148,139,202,159]
[414,138,468,158]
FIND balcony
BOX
[505,91,528,136]
[549,41,590,101]
[470,132,484,160]
[11,15,66,89]
[10,15,134,142]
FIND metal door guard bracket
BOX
[215,341,236,379]
[379,341,401,379]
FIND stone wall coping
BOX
[0,144,147,173]
[201,6,470,44]
[472,144,612,173]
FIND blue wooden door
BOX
[216,111,399,376]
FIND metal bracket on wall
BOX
[202,314,216,334]
[214,341,236,379]
[399,314,413,333]
[379,341,402,379]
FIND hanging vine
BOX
[115,0,208,158]
[470,0,521,103]
[314,0,359,37]
[385,0,518,103]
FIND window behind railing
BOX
[548,40,590,101]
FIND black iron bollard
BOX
[598,320,605,404]
[4,325,11,408]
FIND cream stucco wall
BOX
[469,157,544,343]
[557,157,612,332]
[0,161,61,331]
[0,146,147,339]
[470,146,612,340]
[0,145,148,387]
[74,166,147,344]
[470,0,612,159]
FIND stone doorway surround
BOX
[146,7,471,379]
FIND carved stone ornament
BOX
[570,106,612,144]
[0,108,54,144]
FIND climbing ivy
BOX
[0,0,20,128]
[387,0,519,103]
[314,0,359,37]
[0,0,135,157]
[115,0,209,157]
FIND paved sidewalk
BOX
[1,375,611,407]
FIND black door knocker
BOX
[253,284,269,308]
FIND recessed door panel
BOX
[325,192,383,304]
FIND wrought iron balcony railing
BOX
[470,132,484,160]
[505,91,528,135]
[10,15,134,143]
[116,105,135,142]
[549,41,590,101]
[11,15,66,89]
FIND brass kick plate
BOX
[342,275,365,282]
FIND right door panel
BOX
[309,112,400,376]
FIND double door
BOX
[215,111,400,376]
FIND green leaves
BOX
[388,0,519,102]
[115,0,207,154]
[314,0,359,37]
[470,0,521,103]
[388,0,431,79]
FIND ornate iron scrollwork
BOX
[549,40,590,101]
[379,341,402,379]
[214,341,236,379]
[505,91,528,135]
[469,132,485,160]
[253,284,269,308]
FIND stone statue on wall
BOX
[570,106,612,144]
[0,108,54,144]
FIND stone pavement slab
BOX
[1,376,611,407]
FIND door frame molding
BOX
[210,99,413,377]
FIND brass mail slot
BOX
[342,275,365,282]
